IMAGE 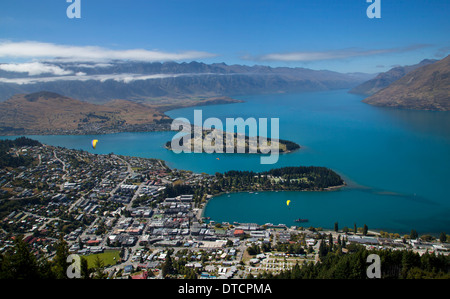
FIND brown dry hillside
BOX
[363,55,450,111]
[0,91,169,134]
[103,99,169,124]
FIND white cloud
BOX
[0,41,217,62]
[0,62,73,76]
[244,45,430,62]
[0,72,212,85]
[72,63,113,68]
[265,50,388,61]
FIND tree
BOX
[80,257,90,279]
[328,234,334,252]
[354,223,357,235]
[439,232,447,243]
[52,235,70,279]
[334,222,339,233]
[401,250,421,279]
[161,252,174,278]
[410,229,418,240]
[1,237,40,279]
[184,268,197,279]
[318,239,328,258]
[93,255,106,279]
[247,244,261,256]
[261,242,271,253]
[271,246,450,279]
[420,235,435,242]
[363,224,368,236]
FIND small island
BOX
[165,129,300,154]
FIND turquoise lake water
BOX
[3,89,450,234]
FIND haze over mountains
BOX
[0,61,374,103]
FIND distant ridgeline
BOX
[214,166,345,192]
[165,129,300,154]
[0,137,42,168]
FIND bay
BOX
[2,89,450,234]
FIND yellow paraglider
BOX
[286,200,291,208]
[92,139,98,150]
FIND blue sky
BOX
[0,0,449,73]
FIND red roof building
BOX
[131,271,148,280]
[86,240,100,246]
[234,229,245,236]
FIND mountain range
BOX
[0,61,374,104]
[0,56,448,136]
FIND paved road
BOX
[109,156,134,197]
[126,182,145,211]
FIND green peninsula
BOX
[214,167,346,193]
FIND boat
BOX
[294,218,309,223]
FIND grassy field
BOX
[84,250,121,269]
